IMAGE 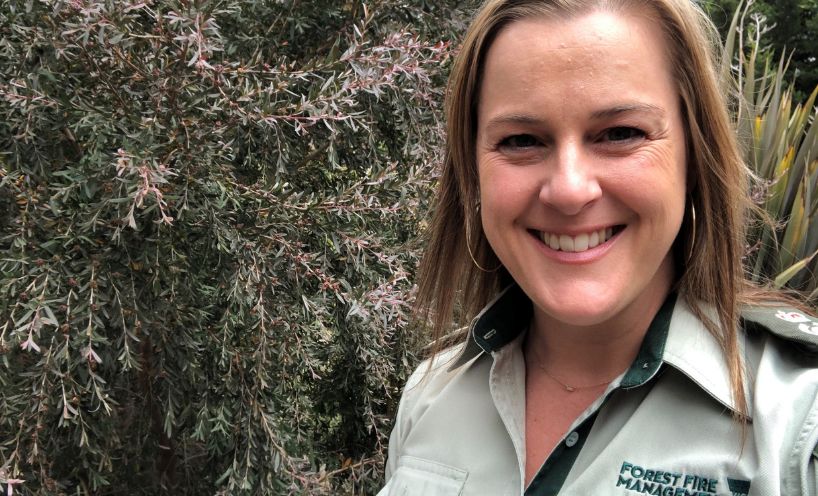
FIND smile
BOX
[537,226,621,253]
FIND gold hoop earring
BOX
[686,199,697,264]
[465,205,501,273]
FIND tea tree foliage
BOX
[0,0,469,494]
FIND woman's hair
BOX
[414,0,755,419]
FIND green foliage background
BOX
[0,0,471,494]
[705,0,818,99]
[0,0,815,495]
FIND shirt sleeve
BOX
[380,362,425,492]
[383,395,404,482]
[378,351,461,493]
[794,393,818,495]
[375,420,401,496]
[807,442,818,495]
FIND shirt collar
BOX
[618,293,675,388]
[447,284,531,370]
[447,284,672,373]
[445,285,747,417]
[662,297,749,417]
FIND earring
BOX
[686,198,697,264]
[465,204,501,273]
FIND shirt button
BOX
[565,431,579,447]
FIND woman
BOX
[380,0,818,495]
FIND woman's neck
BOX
[524,283,671,385]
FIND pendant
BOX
[564,385,576,392]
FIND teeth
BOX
[574,233,589,251]
[559,234,574,252]
[540,227,616,252]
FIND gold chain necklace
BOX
[527,345,614,393]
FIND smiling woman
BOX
[476,11,688,483]
[477,11,685,335]
[378,0,818,495]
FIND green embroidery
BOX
[616,461,729,496]
[726,478,751,496]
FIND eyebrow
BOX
[483,103,666,130]
[589,103,666,120]
[483,114,543,129]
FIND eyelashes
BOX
[602,127,646,142]
[495,126,648,152]
[497,134,541,150]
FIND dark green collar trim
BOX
[471,284,532,353]
[620,293,677,388]
[525,411,598,496]
[453,286,676,375]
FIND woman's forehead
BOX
[476,11,678,125]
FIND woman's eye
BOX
[498,134,540,149]
[603,127,645,142]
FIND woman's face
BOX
[476,9,687,331]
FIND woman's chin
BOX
[530,293,625,330]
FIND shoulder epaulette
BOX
[741,305,818,353]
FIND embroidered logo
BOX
[727,477,751,496]
[798,322,818,335]
[616,462,750,496]
[775,310,811,323]
[774,310,818,336]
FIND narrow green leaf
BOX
[774,249,818,288]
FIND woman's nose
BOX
[538,144,602,215]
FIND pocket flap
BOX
[386,456,468,496]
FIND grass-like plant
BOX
[724,1,818,297]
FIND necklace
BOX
[538,367,612,392]
[527,346,614,393]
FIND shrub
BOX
[0,1,468,494]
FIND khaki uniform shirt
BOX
[379,286,818,496]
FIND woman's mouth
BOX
[534,226,624,253]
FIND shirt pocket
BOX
[382,455,468,496]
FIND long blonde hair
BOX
[415,0,752,418]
